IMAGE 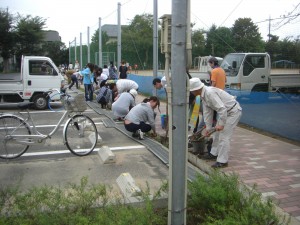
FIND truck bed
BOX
[0,73,23,92]
[0,73,22,81]
[269,74,300,90]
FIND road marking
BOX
[18,109,95,114]
[22,145,145,157]
[26,121,104,128]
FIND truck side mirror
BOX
[232,61,237,69]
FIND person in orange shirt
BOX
[208,57,226,90]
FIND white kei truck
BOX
[0,56,65,110]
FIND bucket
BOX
[160,114,167,129]
[191,139,206,155]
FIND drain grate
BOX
[102,118,116,128]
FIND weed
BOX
[187,171,290,225]
[0,173,290,224]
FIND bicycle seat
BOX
[17,102,35,110]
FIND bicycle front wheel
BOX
[0,115,31,159]
[64,114,98,156]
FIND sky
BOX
[1,0,299,46]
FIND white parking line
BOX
[22,145,145,157]
[27,121,103,128]
[18,109,95,114]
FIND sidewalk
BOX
[135,94,300,224]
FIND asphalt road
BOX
[0,104,169,195]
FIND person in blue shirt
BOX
[81,63,95,101]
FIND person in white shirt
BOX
[74,60,80,71]
[116,79,139,99]
[99,71,108,84]
[152,76,167,90]
[102,65,109,77]
[189,77,242,168]
[68,62,73,70]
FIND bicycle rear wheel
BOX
[0,115,31,159]
[64,114,98,156]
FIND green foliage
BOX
[0,173,290,225]
[42,41,66,66]
[0,9,15,60]
[187,171,289,225]
[14,14,47,61]
[231,18,265,53]
[192,29,206,59]
[122,14,154,69]
[205,25,235,57]
[0,177,168,225]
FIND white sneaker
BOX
[138,129,144,140]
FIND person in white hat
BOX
[112,89,137,120]
[189,77,242,168]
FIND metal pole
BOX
[75,37,77,63]
[80,33,82,69]
[87,26,90,63]
[99,17,102,67]
[153,0,158,96]
[68,41,71,65]
[117,2,121,68]
[186,0,192,70]
[168,0,188,224]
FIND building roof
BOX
[43,30,61,42]
[102,24,128,38]
[102,24,118,38]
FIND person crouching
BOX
[124,96,159,140]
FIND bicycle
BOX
[0,89,98,159]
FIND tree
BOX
[0,8,15,72]
[231,18,265,52]
[122,14,154,69]
[191,29,205,59]
[14,14,46,64]
[205,25,234,57]
[265,35,281,60]
[42,41,67,66]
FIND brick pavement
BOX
[135,94,300,224]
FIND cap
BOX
[189,78,204,91]
[129,89,137,97]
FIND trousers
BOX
[210,107,242,163]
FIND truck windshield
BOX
[220,54,245,77]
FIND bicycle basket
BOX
[62,92,87,112]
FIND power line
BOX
[254,13,300,24]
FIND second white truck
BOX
[221,52,300,93]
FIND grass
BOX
[0,173,290,225]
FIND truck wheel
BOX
[33,94,48,110]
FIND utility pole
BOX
[153,0,158,96]
[117,2,121,68]
[168,0,189,224]
[99,17,102,67]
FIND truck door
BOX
[25,60,61,93]
[241,54,268,91]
